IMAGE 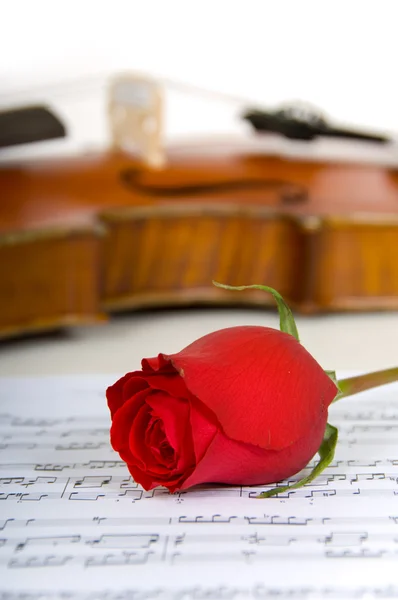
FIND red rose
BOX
[107,325,337,492]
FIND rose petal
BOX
[144,373,192,400]
[123,375,150,402]
[106,372,136,417]
[126,459,189,492]
[151,326,336,450]
[146,391,191,458]
[128,403,156,471]
[146,419,176,468]
[126,463,158,491]
[181,412,327,489]
[142,354,175,373]
[110,388,150,463]
[189,398,218,463]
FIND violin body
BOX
[1,145,398,339]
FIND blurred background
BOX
[1,0,398,373]
[2,0,398,159]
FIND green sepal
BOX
[325,370,343,403]
[256,423,338,498]
[325,370,337,386]
[212,281,300,342]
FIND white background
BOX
[1,0,398,159]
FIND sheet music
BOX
[1,374,398,599]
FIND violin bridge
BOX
[108,73,165,168]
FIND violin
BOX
[1,74,398,340]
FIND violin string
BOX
[0,72,259,108]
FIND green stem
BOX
[337,366,398,401]
[212,281,300,342]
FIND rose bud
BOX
[107,283,398,496]
[107,283,341,494]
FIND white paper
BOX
[1,374,398,599]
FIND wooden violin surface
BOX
[1,146,398,339]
